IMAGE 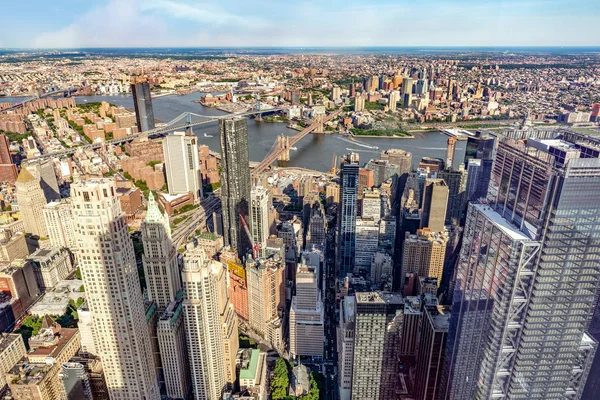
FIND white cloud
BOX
[31,0,169,48]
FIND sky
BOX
[1,0,599,48]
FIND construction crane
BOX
[239,213,260,259]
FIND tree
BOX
[271,358,291,400]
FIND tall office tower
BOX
[251,186,270,254]
[354,218,379,271]
[62,362,93,400]
[289,264,324,359]
[338,153,359,278]
[163,131,202,201]
[351,292,404,399]
[402,77,414,98]
[0,134,17,183]
[464,130,496,202]
[400,296,424,357]
[43,200,77,250]
[443,131,600,400]
[71,179,159,400]
[181,244,239,399]
[414,305,450,400]
[308,209,327,249]
[388,90,400,111]
[157,296,192,400]
[361,189,381,220]
[15,168,48,237]
[402,228,447,287]
[246,254,285,351]
[131,77,155,132]
[445,137,458,169]
[416,79,429,95]
[354,95,365,112]
[437,165,468,225]
[23,159,60,202]
[220,117,252,258]
[338,295,356,400]
[421,178,448,232]
[141,192,181,308]
[380,148,413,175]
[226,259,249,321]
[464,130,496,164]
[349,83,356,98]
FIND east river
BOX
[2,93,466,172]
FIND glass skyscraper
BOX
[338,153,359,278]
[131,77,156,132]
[220,117,252,258]
[443,130,600,399]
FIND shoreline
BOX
[352,134,414,139]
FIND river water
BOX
[1,93,465,172]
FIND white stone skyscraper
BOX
[181,243,239,400]
[15,168,48,237]
[71,178,159,400]
[163,131,202,201]
[251,186,270,254]
[141,192,181,308]
[43,200,77,250]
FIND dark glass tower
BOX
[338,153,359,278]
[442,130,600,399]
[219,117,251,258]
[131,78,155,132]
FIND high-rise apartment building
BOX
[402,228,447,287]
[437,166,468,225]
[181,244,239,399]
[414,305,450,400]
[338,296,355,400]
[131,77,155,132]
[15,168,48,238]
[22,159,60,202]
[380,148,413,176]
[157,296,191,400]
[443,131,600,400]
[361,189,381,220]
[251,186,270,254]
[246,254,285,351]
[388,90,400,111]
[226,259,249,321]
[421,178,448,232]
[339,153,359,278]
[351,292,403,400]
[163,131,202,201]
[0,134,18,183]
[220,118,252,258]
[43,200,77,250]
[0,334,27,393]
[71,179,159,400]
[289,264,324,359]
[141,192,181,308]
[402,77,414,98]
[354,218,379,271]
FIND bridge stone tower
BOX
[276,136,290,162]
[314,114,324,133]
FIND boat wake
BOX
[337,136,379,150]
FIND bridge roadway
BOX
[28,107,285,161]
[0,87,80,113]
[172,193,222,248]
[251,109,343,178]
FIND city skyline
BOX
[1,0,600,49]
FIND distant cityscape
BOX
[0,46,598,400]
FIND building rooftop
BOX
[0,333,22,353]
[428,305,451,331]
[239,349,260,381]
[472,204,530,241]
[355,291,403,305]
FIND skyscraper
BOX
[181,244,239,399]
[437,165,468,225]
[246,254,285,351]
[141,192,181,308]
[421,178,448,232]
[338,153,359,278]
[351,292,403,399]
[220,118,252,258]
[131,77,155,132]
[443,131,600,399]
[402,228,447,287]
[251,186,270,254]
[289,263,324,360]
[15,168,48,238]
[157,296,191,400]
[71,179,159,400]
[337,296,355,400]
[22,159,60,202]
[43,200,77,250]
[402,77,414,98]
[414,305,450,400]
[163,131,202,201]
